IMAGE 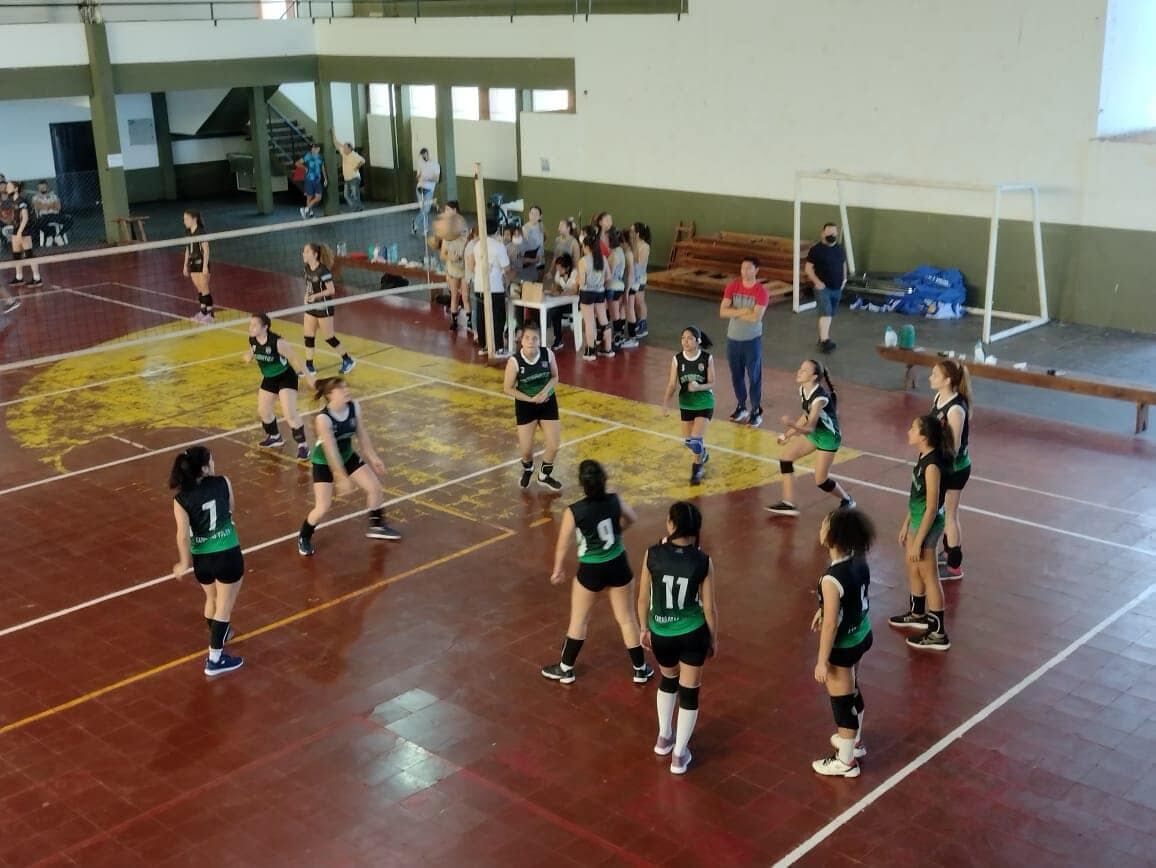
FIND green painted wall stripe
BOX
[0,66,91,100]
[111,57,319,92]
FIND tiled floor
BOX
[2,254,1156,867]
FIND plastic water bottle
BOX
[388,243,399,263]
[884,325,898,347]
[973,340,986,363]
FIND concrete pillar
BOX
[393,84,413,206]
[150,92,177,201]
[514,89,533,181]
[435,84,457,203]
[248,86,274,215]
[84,23,130,243]
[314,78,338,216]
[350,83,369,199]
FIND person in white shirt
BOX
[331,130,366,212]
[465,216,512,357]
[413,148,440,236]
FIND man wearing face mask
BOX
[804,222,848,353]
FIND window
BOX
[452,87,480,120]
[1098,0,1156,136]
[489,88,517,123]
[409,85,437,119]
[259,0,289,19]
[531,89,570,113]
[368,84,393,116]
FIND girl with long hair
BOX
[7,181,43,289]
[576,231,613,360]
[182,210,211,322]
[629,222,651,338]
[503,322,562,490]
[929,359,973,580]
[662,327,715,485]
[302,242,355,375]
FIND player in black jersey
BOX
[929,359,973,580]
[6,181,43,288]
[637,501,717,775]
[662,327,716,485]
[541,460,653,685]
[888,414,954,651]
[182,210,213,323]
[244,313,315,460]
[298,377,400,555]
[811,508,875,778]
[302,243,355,376]
[169,445,244,676]
[503,323,563,490]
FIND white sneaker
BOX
[670,749,692,775]
[654,734,675,756]
[812,753,860,778]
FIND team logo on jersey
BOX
[697,363,704,372]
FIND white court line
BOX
[64,288,188,321]
[109,434,149,451]
[0,424,618,640]
[853,446,1137,516]
[773,577,1156,867]
[0,381,428,498]
[0,352,239,408]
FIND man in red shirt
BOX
[719,256,770,427]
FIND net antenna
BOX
[792,170,1049,343]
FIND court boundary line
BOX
[63,288,189,321]
[773,577,1156,867]
[0,424,619,639]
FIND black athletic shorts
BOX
[192,546,245,586]
[605,288,624,302]
[829,631,873,668]
[943,465,971,492]
[579,291,605,306]
[311,452,365,484]
[650,622,712,668]
[576,552,633,592]
[306,305,334,319]
[515,394,560,426]
[680,407,714,422]
[260,368,299,394]
[188,261,208,274]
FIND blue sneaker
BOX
[339,356,356,374]
[298,535,315,557]
[204,653,243,677]
[305,361,316,374]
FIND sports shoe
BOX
[620,337,639,348]
[749,408,763,428]
[478,346,489,356]
[670,750,692,775]
[201,313,215,324]
[8,277,24,286]
[519,465,534,488]
[888,610,930,631]
[305,361,317,374]
[339,356,356,374]
[2,299,20,314]
[190,312,205,323]
[540,662,575,684]
[583,350,596,363]
[840,497,856,509]
[690,462,705,486]
[258,434,284,448]
[366,523,402,541]
[299,207,308,219]
[635,320,649,338]
[939,564,964,581]
[632,663,654,684]
[296,444,310,462]
[448,314,458,331]
[204,653,244,677]
[550,338,565,351]
[537,472,562,491]
[596,348,616,358]
[27,278,42,288]
[765,501,800,516]
[820,339,837,353]
[812,753,860,778]
[654,733,675,756]
[830,733,867,759]
[729,407,750,424]
[297,535,315,557]
[907,631,951,651]
[494,349,509,358]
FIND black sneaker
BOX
[366,524,402,541]
[541,662,576,684]
[550,338,565,351]
[27,278,43,288]
[728,408,750,423]
[258,434,284,448]
[888,611,930,631]
[633,663,654,684]
[537,472,562,491]
[907,630,951,651]
[297,535,315,557]
[749,408,763,428]
[820,339,837,353]
[597,348,616,358]
[690,462,705,485]
[765,501,800,516]
[204,653,244,677]
[840,497,856,509]
[8,277,24,286]
[305,361,317,374]
[519,464,534,488]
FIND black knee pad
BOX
[830,693,859,730]
[304,336,316,348]
[678,684,700,711]
[817,478,837,493]
[779,460,794,475]
[659,675,679,694]
[325,336,341,348]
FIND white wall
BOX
[106,19,315,63]
[165,89,231,136]
[0,23,86,61]
[408,116,517,181]
[276,81,355,144]
[1097,0,1156,136]
[367,113,394,169]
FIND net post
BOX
[982,187,1002,344]
[792,174,802,312]
[1031,184,1049,327]
[473,162,497,359]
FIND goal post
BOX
[792,170,1049,343]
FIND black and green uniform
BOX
[646,540,709,637]
[676,350,714,412]
[819,557,871,649]
[909,449,947,533]
[311,402,359,466]
[305,263,335,317]
[175,476,239,554]
[932,393,971,473]
[252,331,297,393]
[186,226,206,272]
[514,349,559,424]
[802,384,841,452]
[570,493,632,591]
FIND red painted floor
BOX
[2,265,1156,867]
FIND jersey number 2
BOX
[202,500,218,531]
[662,574,689,610]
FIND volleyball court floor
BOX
[2,255,1156,867]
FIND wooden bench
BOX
[331,255,444,300]
[877,344,1156,434]
[115,216,149,244]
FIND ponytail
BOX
[809,359,838,414]
[582,231,605,272]
[937,359,974,416]
[307,242,334,269]
[917,413,957,465]
[667,500,703,547]
[168,445,211,492]
[683,325,714,350]
[632,222,651,244]
[578,459,608,499]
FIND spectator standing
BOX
[413,147,441,236]
[331,131,366,212]
[719,256,769,427]
[804,222,848,353]
[297,143,326,219]
[465,216,511,357]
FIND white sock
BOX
[835,735,856,765]
[656,689,677,739]
[674,707,699,756]
[208,646,223,663]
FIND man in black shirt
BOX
[804,222,848,353]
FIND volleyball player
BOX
[181,210,212,322]
[169,446,244,676]
[244,312,314,461]
[629,222,650,339]
[766,360,855,516]
[503,322,563,490]
[7,181,43,288]
[541,460,653,685]
[888,414,953,651]
[576,231,613,360]
[811,508,874,778]
[605,227,629,349]
[298,377,401,556]
[302,242,355,375]
[930,359,972,579]
[662,327,715,485]
[637,501,717,775]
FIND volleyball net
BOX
[0,201,445,372]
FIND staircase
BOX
[267,104,312,188]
